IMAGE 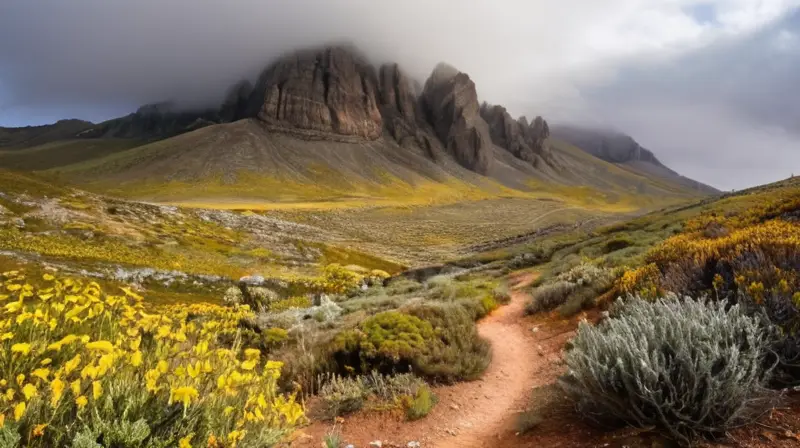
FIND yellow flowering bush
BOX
[0,271,303,447]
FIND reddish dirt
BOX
[289,271,800,448]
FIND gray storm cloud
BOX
[1,0,799,189]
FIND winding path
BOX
[293,272,545,447]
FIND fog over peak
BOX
[1,0,799,190]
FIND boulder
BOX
[421,63,493,174]
[250,46,383,139]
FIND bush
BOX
[526,264,614,315]
[525,281,575,314]
[738,290,800,387]
[317,372,430,419]
[561,295,775,444]
[402,384,436,421]
[330,304,491,383]
[318,374,369,418]
[406,303,491,382]
[330,311,434,375]
[491,284,512,304]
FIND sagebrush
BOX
[561,295,775,444]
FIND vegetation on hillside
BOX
[516,176,800,444]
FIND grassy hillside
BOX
[0,119,93,148]
[0,139,143,171]
[35,119,709,211]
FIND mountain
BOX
[1,45,714,206]
[0,119,94,148]
[550,125,718,194]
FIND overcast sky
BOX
[1,0,799,190]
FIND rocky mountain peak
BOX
[421,64,492,174]
[249,46,383,140]
[480,104,553,168]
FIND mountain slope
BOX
[551,125,718,194]
[3,45,715,208]
[0,119,94,149]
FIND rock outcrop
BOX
[480,105,552,167]
[421,63,493,174]
[378,63,424,147]
[250,46,383,140]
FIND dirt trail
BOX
[294,272,556,448]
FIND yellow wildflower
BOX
[32,423,47,437]
[4,300,22,313]
[31,368,50,381]
[40,358,52,366]
[244,348,261,360]
[5,389,14,400]
[16,374,25,386]
[80,364,98,380]
[156,325,171,339]
[13,402,25,421]
[223,406,235,416]
[130,350,143,367]
[47,334,78,351]
[75,395,88,409]
[0,332,13,341]
[70,379,81,396]
[6,284,21,292]
[22,384,37,400]
[92,381,103,400]
[170,386,199,407]
[64,354,81,374]
[50,378,65,408]
[179,434,194,448]
[11,343,32,356]
[42,273,55,281]
[207,434,219,448]
[157,360,169,374]
[85,340,114,353]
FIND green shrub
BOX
[406,303,491,382]
[330,311,434,374]
[526,264,613,315]
[330,304,490,383]
[526,281,575,314]
[491,284,512,304]
[561,295,775,444]
[318,374,369,418]
[403,384,436,421]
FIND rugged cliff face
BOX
[249,46,383,140]
[480,104,553,169]
[421,63,493,175]
[61,45,558,176]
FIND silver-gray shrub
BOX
[561,294,776,444]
